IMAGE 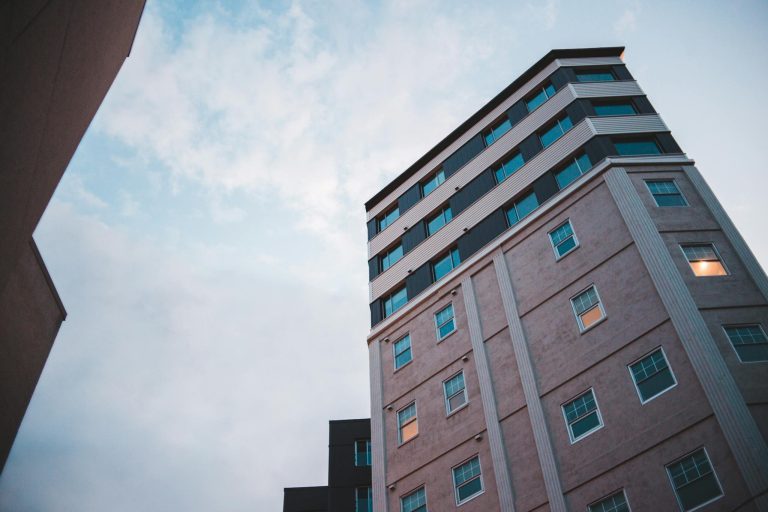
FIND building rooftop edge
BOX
[363,46,625,212]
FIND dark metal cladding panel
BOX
[457,209,507,260]
[583,135,615,165]
[565,99,592,124]
[443,134,485,178]
[450,169,495,216]
[368,257,379,281]
[550,66,576,90]
[366,219,377,240]
[657,133,683,154]
[401,221,427,253]
[533,172,559,204]
[397,183,422,214]
[519,132,543,161]
[506,101,528,127]
[612,64,634,81]
[283,486,328,512]
[406,263,432,299]
[327,419,372,512]
[370,299,382,326]
[633,96,656,114]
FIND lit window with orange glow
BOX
[681,244,728,277]
[397,402,418,444]
[571,286,606,332]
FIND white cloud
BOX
[614,7,639,35]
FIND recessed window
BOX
[548,220,578,259]
[629,348,677,403]
[576,70,615,82]
[378,206,400,231]
[681,244,728,277]
[724,324,768,362]
[484,118,512,146]
[354,439,371,466]
[666,448,723,511]
[646,180,687,207]
[539,115,573,148]
[443,371,468,414]
[453,456,484,504]
[384,286,408,318]
[393,334,412,370]
[493,151,525,183]
[614,139,662,156]
[432,247,460,281]
[593,102,637,116]
[435,304,456,340]
[401,486,427,512]
[381,244,404,272]
[526,82,556,112]
[427,206,453,236]
[588,490,629,512]
[356,486,372,512]
[571,285,606,331]
[505,191,539,227]
[422,168,446,197]
[562,389,603,443]
[554,153,592,189]
[397,402,418,444]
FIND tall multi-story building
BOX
[365,47,768,511]
[0,0,146,473]
[284,419,372,512]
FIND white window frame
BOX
[548,218,579,260]
[452,455,485,506]
[435,303,457,341]
[400,485,428,512]
[645,179,688,207]
[722,323,768,364]
[561,388,604,444]
[393,334,413,372]
[397,401,418,445]
[587,488,631,512]
[628,347,677,404]
[665,447,724,512]
[679,243,729,277]
[443,370,469,416]
[570,285,607,333]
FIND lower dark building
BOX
[284,418,372,512]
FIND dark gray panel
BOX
[457,209,507,260]
[533,172,559,204]
[633,96,656,114]
[367,219,377,240]
[565,99,592,124]
[519,133,543,161]
[506,101,528,127]
[444,134,485,177]
[368,257,379,281]
[583,136,614,166]
[450,169,495,216]
[397,183,421,214]
[283,486,328,512]
[401,221,426,253]
[657,133,683,154]
[370,299,382,326]
[405,263,432,299]
[550,67,576,90]
[612,64,633,80]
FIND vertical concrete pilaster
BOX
[606,167,768,510]
[369,339,389,512]
[462,277,516,512]
[493,252,568,512]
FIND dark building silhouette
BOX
[365,47,768,511]
[0,0,146,473]
[284,419,372,512]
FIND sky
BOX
[1,1,767,510]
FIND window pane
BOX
[401,487,427,512]
[515,192,538,220]
[485,118,512,146]
[580,306,604,329]
[526,89,547,111]
[614,140,661,155]
[637,368,675,401]
[576,71,614,82]
[386,287,408,317]
[395,348,412,369]
[400,419,418,442]
[457,477,483,502]
[427,207,451,236]
[667,450,722,511]
[495,152,525,183]
[380,207,400,230]
[682,244,718,261]
[438,319,455,339]
[433,253,454,280]
[572,287,599,315]
[594,103,636,116]
[448,392,466,411]
[435,304,454,326]
[571,411,601,438]
[655,194,687,207]
[540,122,565,148]
[576,153,592,173]
[382,245,403,271]
[555,160,582,189]
[550,222,573,245]
[588,491,629,512]
[725,325,768,362]
[677,473,722,510]
[506,207,519,226]
[556,236,577,257]
[688,260,727,277]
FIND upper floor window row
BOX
[593,101,637,116]
[381,243,404,272]
[539,115,574,148]
[576,69,616,82]
[494,151,525,184]
[505,191,539,227]
[378,206,400,231]
[421,168,446,197]
[427,205,453,236]
[483,117,512,146]
[526,82,556,112]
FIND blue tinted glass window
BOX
[646,180,687,207]
[526,82,556,112]
[576,71,615,82]
[563,389,602,442]
[435,303,456,340]
[494,152,525,183]
[549,220,578,259]
[378,207,400,230]
[381,244,404,271]
[554,153,592,189]
[432,248,460,281]
[385,287,408,317]
[422,169,446,196]
[515,192,538,219]
[453,456,483,504]
[539,116,573,148]
[594,103,636,116]
[614,140,661,156]
[484,118,512,146]
[401,487,427,512]
[393,334,412,369]
[630,349,676,402]
[427,206,453,236]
